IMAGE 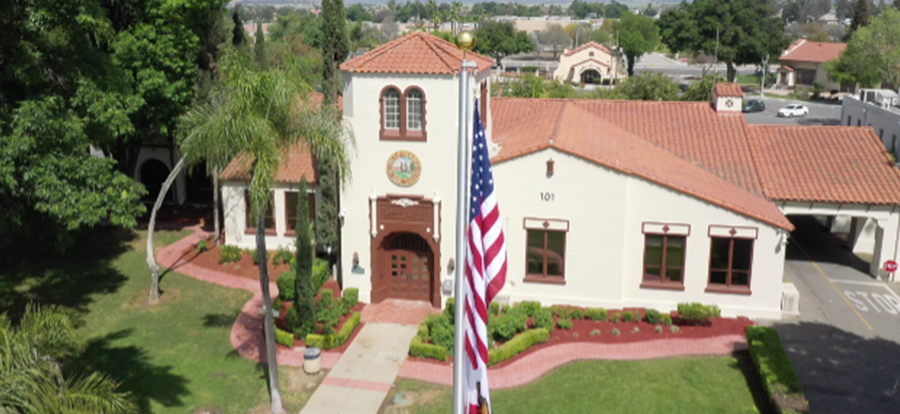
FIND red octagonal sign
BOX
[884,260,898,273]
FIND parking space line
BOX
[831,279,886,287]
[793,242,874,330]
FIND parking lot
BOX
[775,216,900,414]
[742,95,843,126]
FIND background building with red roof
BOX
[219,32,900,320]
[776,39,847,91]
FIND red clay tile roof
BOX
[747,125,900,205]
[780,39,846,63]
[563,41,612,57]
[220,93,336,185]
[778,65,794,72]
[340,31,494,75]
[491,98,793,230]
[714,83,743,98]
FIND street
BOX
[742,95,843,126]
[774,216,900,414]
[633,52,758,78]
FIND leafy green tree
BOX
[0,304,137,413]
[836,0,855,19]
[474,21,534,67]
[347,4,373,21]
[827,8,900,88]
[846,0,872,39]
[255,21,268,70]
[269,10,323,49]
[536,24,571,59]
[179,51,353,412]
[615,12,660,76]
[657,0,789,82]
[617,72,680,101]
[288,176,316,338]
[681,75,724,102]
[322,0,349,106]
[232,5,246,46]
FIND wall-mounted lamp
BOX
[352,252,359,268]
[448,258,456,274]
[546,158,555,177]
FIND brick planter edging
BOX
[398,334,748,389]
[155,226,342,369]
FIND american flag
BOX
[464,99,507,414]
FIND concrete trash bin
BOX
[303,347,321,375]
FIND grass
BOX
[736,74,759,85]
[394,357,763,414]
[2,227,310,413]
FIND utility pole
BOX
[760,54,769,95]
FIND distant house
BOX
[776,39,847,91]
[552,42,627,85]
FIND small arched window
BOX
[406,89,423,131]
[383,88,400,130]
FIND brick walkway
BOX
[398,334,748,389]
[155,226,341,369]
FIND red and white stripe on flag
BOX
[464,99,507,414]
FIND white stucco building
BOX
[776,39,847,91]
[220,32,900,320]
[552,42,627,85]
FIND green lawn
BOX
[1,227,309,414]
[393,357,765,414]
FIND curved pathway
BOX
[398,334,748,389]
[155,226,342,369]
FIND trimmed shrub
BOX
[632,327,640,333]
[275,327,294,348]
[444,297,455,324]
[549,305,570,318]
[487,328,549,366]
[670,326,680,333]
[631,310,642,322]
[677,302,721,324]
[557,318,573,330]
[532,307,554,331]
[273,297,282,312]
[250,249,260,265]
[622,311,634,322]
[427,314,454,352]
[610,313,620,324]
[343,288,359,308]
[197,239,208,253]
[586,308,607,321]
[517,301,542,317]
[612,328,620,336]
[272,246,293,266]
[312,258,331,292]
[321,288,334,299]
[746,326,808,413]
[409,334,449,361]
[655,326,663,333]
[305,312,361,350]
[645,309,662,325]
[661,314,673,326]
[488,302,500,316]
[590,329,601,336]
[218,245,242,264]
[570,308,585,320]
[492,306,528,342]
[276,271,297,301]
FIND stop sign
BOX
[884,260,898,273]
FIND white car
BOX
[777,104,809,117]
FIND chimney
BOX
[712,83,743,113]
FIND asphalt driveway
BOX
[774,215,900,414]
[742,96,843,126]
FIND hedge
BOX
[586,308,607,321]
[488,328,549,367]
[305,312,361,349]
[276,271,296,301]
[275,327,294,348]
[677,302,721,324]
[343,288,359,308]
[409,334,449,361]
[746,326,809,414]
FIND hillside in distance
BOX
[229,0,687,7]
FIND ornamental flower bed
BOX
[274,281,365,352]
[409,300,753,369]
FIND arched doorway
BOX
[185,162,213,205]
[374,232,434,302]
[140,159,173,202]
[581,69,601,84]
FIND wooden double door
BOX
[380,232,433,302]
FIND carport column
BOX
[849,217,875,255]
[870,213,900,279]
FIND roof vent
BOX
[712,83,743,114]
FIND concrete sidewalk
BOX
[300,323,418,414]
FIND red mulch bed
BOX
[274,281,367,353]
[407,310,753,369]
[182,235,292,281]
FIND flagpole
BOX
[452,31,475,414]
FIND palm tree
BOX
[0,304,136,414]
[178,50,353,414]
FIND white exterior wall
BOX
[222,181,319,250]
[339,70,490,305]
[841,96,900,158]
[781,61,840,90]
[492,149,786,319]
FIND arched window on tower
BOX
[406,89,423,131]
[383,88,400,130]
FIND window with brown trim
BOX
[707,237,753,294]
[525,229,566,284]
[244,190,276,235]
[379,85,427,141]
[285,191,316,236]
[642,234,686,290]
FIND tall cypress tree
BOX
[288,176,316,338]
[847,0,871,40]
[255,20,268,70]
[322,0,349,106]
[232,5,245,47]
